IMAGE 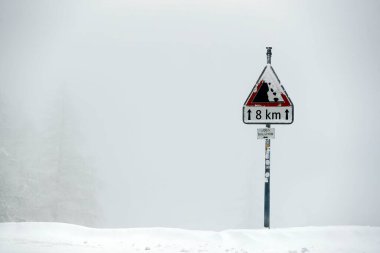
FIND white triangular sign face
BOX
[243,65,294,124]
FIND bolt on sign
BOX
[242,55,294,124]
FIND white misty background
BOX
[0,0,379,230]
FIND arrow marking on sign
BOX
[285,109,289,120]
[247,109,251,120]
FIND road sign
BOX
[257,128,275,139]
[242,56,294,124]
[243,47,294,229]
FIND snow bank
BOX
[0,222,379,253]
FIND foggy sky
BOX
[1,0,380,230]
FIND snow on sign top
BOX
[245,66,291,107]
[243,49,294,124]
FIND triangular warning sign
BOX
[243,65,294,124]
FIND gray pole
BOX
[264,123,271,228]
[264,46,272,228]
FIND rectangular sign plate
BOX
[257,128,275,139]
[243,106,293,124]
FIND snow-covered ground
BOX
[0,223,379,253]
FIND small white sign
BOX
[257,128,275,139]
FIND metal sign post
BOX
[264,123,271,228]
[243,47,294,229]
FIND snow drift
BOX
[0,222,379,253]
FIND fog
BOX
[0,0,379,230]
